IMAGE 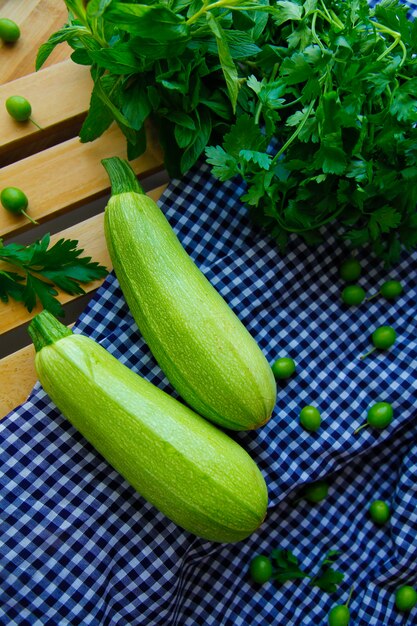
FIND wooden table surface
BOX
[0,0,167,418]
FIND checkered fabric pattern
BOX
[398,0,417,16]
[1,5,417,625]
[2,158,416,625]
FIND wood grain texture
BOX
[0,0,70,82]
[0,343,37,418]
[0,123,164,238]
[0,61,92,163]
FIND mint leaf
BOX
[180,107,212,173]
[105,3,189,41]
[36,25,92,70]
[79,83,114,142]
[206,13,240,113]
[89,43,142,74]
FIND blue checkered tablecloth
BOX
[1,158,416,625]
[1,3,417,624]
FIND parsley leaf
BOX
[309,550,345,593]
[0,235,108,316]
[270,549,309,584]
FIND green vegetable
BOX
[368,280,403,301]
[328,605,350,626]
[1,187,37,224]
[309,550,345,593]
[28,310,268,544]
[360,326,397,359]
[328,587,354,626]
[271,356,296,380]
[379,280,403,300]
[0,233,108,317]
[249,555,273,584]
[395,585,417,612]
[339,259,362,283]
[6,95,32,121]
[0,17,20,43]
[341,285,366,306]
[102,157,276,431]
[299,405,321,432]
[270,548,309,584]
[368,500,391,525]
[5,95,41,129]
[296,479,329,504]
[354,401,393,434]
[251,547,345,593]
[39,0,417,263]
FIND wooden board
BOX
[0,0,167,419]
[0,0,72,81]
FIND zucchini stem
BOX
[28,310,72,352]
[101,157,145,196]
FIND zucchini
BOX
[28,311,268,543]
[102,157,276,431]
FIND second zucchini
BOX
[102,157,276,431]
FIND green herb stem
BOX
[254,63,279,126]
[20,210,39,225]
[271,100,316,164]
[371,21,407,65]
[319,0,333,22]
[346,586,354,607]
[311,12,326,52]
[29,117,42,131]
[359,347,376,360]
[354,422,368,434]
[186,0,231,26]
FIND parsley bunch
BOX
[39,0,417,262]
[207,0,417,263]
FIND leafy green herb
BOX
[39,0,417,262]
[309,550,345,593]
[270,548,310,584]
[0,234,108,316]
[255,547,345,593]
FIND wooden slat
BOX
[0,343,37,418]
[0,183,167,336]
[0,61,92,162]
[0,0,70,82]
[0,123,164,237]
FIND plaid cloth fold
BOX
[1,158,416,625]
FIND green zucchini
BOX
[102,157,276,431]
[28,311,268,543]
